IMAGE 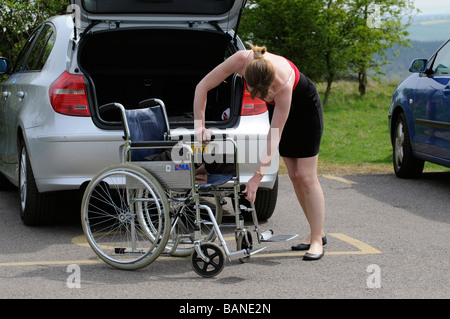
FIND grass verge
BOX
[278,80,449,176]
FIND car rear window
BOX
[82,0,235,15]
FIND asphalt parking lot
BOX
[0,172,448,301]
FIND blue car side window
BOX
[432,42,450,76]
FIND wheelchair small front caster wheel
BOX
[236,231,253,263]
[191,242,225,278]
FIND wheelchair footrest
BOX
[228,246,267,261]
[247,246,267,256]
[259,230,298,242]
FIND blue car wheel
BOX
[393,113,425,178]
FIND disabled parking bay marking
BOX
[322,175,358,185]
[250,233,381,259]
[0,233,381,268]
[70,232,382,257]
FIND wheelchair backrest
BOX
[125,104,168,161]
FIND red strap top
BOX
[243,53,301,103]
[286,58,301,90]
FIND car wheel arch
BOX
[16,128,25,162]
[390,106,404,143]
[392,110,425,178]
[17,136,58,225]
[390,105,414,146]
[15,128,31,180]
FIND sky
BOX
[413,0,450,16]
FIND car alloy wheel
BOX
[394,120,404,170]
[19,146,28,213]
[18,143,57,225]
[392,113,424,178]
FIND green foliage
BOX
[314,79,450,174]
[240,0,417,103]
[318,80,395,166]
[240,0,329,82]
[0,0,68,64]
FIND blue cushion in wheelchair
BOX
[125,106,167,161]
[198,173,233,189]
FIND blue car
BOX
[389,39,450,178]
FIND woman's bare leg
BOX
[283,155,325,255]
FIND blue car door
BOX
[413,41,450,161]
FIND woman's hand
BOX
[242,173,263,203]
[194,126,213,143]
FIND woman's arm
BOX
[260,93,291,173]
[194,51,248,141]
[243,91,292,202]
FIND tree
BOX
[315,0,355,104]
[346,0,416,96]
[241,0,326,78]
[0,0,67,64]
[241,0,359,104]
[239,0,416,103]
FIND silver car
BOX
[0,0,279,225]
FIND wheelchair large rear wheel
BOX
[81,164,170,270]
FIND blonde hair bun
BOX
[247,42,267,60]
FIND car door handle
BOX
[2,91,11,99]
[16,91,25,98]
[443,87,450,95]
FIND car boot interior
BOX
[78,28,241,127]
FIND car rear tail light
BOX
[241,87,267,116]
[49,71,90,117]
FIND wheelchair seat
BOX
[198,173,233,189]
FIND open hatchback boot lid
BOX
[69,0,246,33]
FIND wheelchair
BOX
[81,98,297,277]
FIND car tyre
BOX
[19,143,57,225]
[393,113,424,178]
[238,174,278,221]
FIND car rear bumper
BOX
[26,114,278,192]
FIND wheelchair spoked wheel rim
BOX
[81,164,171,270]
[190,242,226,278]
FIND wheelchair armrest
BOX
[180,133,228,142]
[130,140,179,148]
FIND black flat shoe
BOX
[302,251,324,261]
[291,236,327,251]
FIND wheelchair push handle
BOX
[99,99,169,141]
[99,102,123,113]
[99,99,165,114]
[138,98,164,109]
